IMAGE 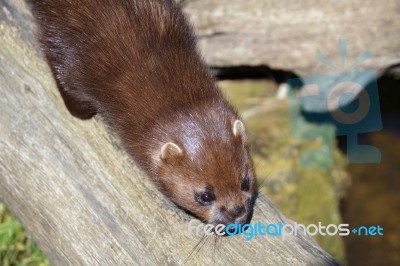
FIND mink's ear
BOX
[160,142,183,161]
[232,120,246,139]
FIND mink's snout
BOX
[211,204,253,228]
[219,205,246,222]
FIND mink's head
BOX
[146,104,257,226]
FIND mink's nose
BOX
[225,206,245,219]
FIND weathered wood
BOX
[0,0,337,265]
[181,0,400,76]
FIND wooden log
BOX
[0,0,338,264]
[181,0,400,77]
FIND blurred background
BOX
[1,0,399,265]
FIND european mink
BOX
[28,0,257,226]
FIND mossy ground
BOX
[0,204,49,266]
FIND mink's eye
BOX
[195,191,215,206]
[241,174,250,192]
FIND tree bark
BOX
[0,0,338,265]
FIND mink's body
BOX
[29,0,257,225]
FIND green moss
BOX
[0,203,49,266]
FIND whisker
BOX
[255,202,269,221]
[256,169,272,189]
[252,158,263,169]
[184,233,209,265]
[211,234,224,265]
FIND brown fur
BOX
[28,0,257,225]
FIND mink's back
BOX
[29,0,223,133]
